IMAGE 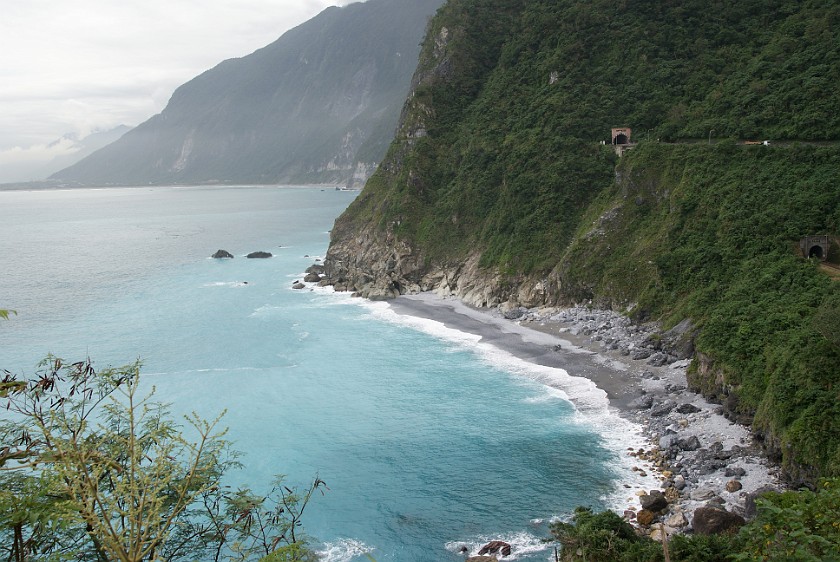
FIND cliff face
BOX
[324,0,840,481]
[51,0,444,187]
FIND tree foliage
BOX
[0,358,321,562]
[553,481,840,562]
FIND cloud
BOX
[0,0,358,153]
[0,138,81,183]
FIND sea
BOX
[0,186,653,561]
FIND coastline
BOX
[387,292,783,536]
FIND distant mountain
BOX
[52,0,443,187]
[0,126,131,184]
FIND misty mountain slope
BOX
[52,0,443,186]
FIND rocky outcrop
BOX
[211,249,234,259]
[246,251,273,259]
[478,541,511,557]
[323,230,553,306]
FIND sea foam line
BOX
[359,298,661,510]
[315,538,373,562]
[304,286,661,509]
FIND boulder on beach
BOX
[640,490,668,512]
[246,251,273,258]
[211,249,234,259]
[692,506,745,535]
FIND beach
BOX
[388,292,783,536]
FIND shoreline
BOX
[387,293,783,535]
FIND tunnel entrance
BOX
[801,236,830,262]
[809,245,825,259]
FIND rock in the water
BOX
[466,557,498,562]
[303,273,321,283]
[478,541,511,557]
[246,251,273,258]
[692,506,745,535]
[640,490,669,512]
[292,282,306,290]
[211,249,234,259]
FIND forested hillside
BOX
[325,0,840,480]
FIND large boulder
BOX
[692,506,745,535]
[640,490,669,512]
[246,251,273,258]
[304,273,321,283]
[478,541,511,557]
[211,249,234,259]
[650,401,676,417]
[678,435,702,451]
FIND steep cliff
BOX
[324,0,840,480]
[51,0,443,187]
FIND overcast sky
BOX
[0,0,354,180]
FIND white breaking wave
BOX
[356,298,661,511]
[316,538,373,562]
[445,530,551,560]
[306,289,661,512]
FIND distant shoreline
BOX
[0,181,356,192]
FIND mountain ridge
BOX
[51,0,443,187]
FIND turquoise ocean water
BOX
[0,186,651,561]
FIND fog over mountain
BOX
[52,0,443,187]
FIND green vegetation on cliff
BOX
[329,0,840,479]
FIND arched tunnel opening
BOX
[809,245,825,259]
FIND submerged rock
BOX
[211,249,234,259]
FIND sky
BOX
[0,0,355,181]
